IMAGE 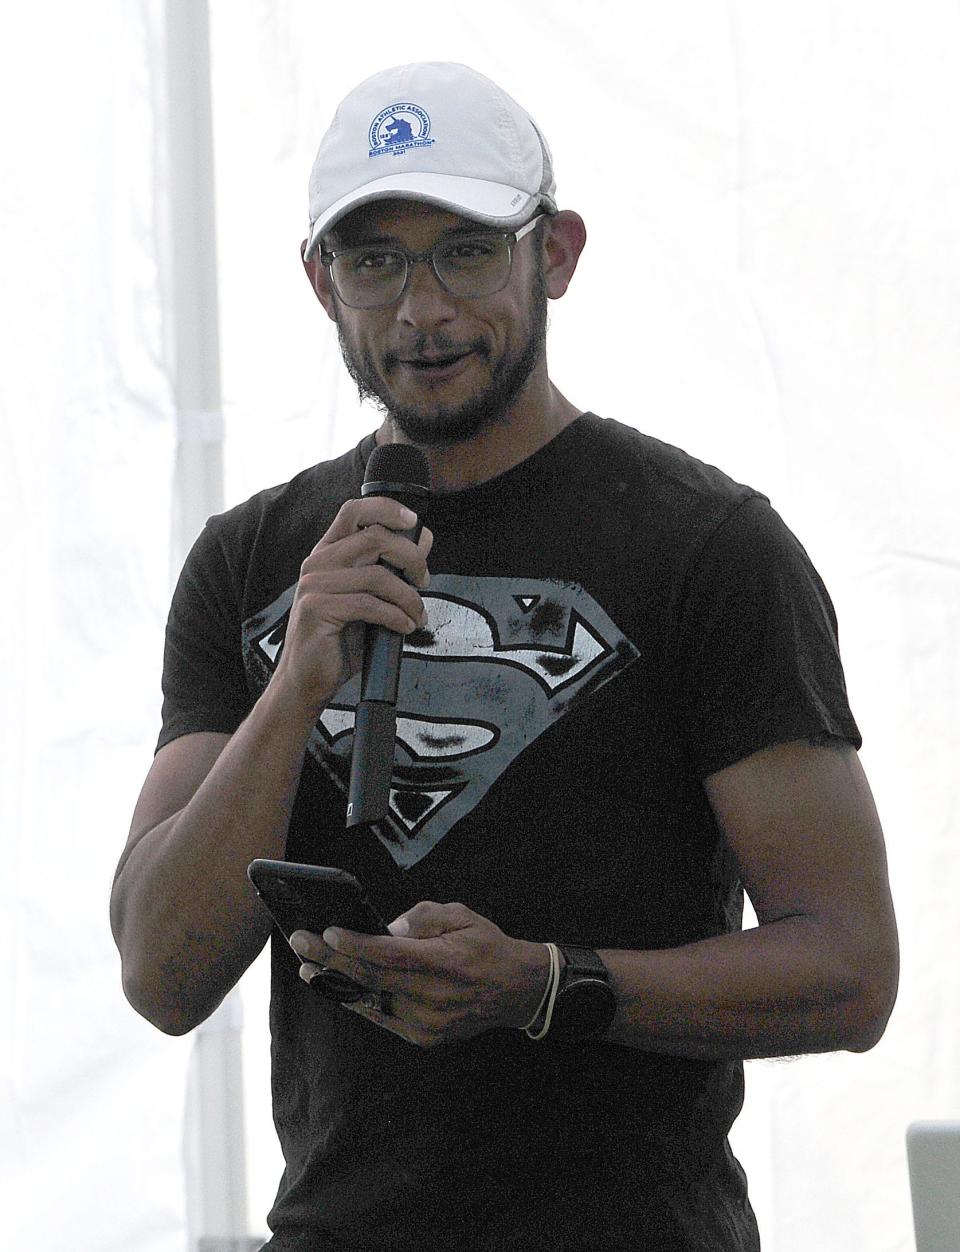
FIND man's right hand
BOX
[110,489,432,1034]
[272,495,433,716]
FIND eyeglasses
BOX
[319,213,546,309]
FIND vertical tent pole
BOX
[162,1,252,1246]
[164,0,224,568]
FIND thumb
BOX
[389,900,472,939]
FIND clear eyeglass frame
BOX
[319,212,546,309]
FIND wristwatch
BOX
[550,945,617,1042]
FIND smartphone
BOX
[247,859,389,1003]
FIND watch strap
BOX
[549,944,616,1042]
[557,945,609,985]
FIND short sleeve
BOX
[675,496,861,779]
[157,518,251,752]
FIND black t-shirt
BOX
[160,414,860,1250]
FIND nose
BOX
[395,257,457,332]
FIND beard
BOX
[334,266,548,447]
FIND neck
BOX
[375,368,582,493]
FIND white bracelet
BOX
[523,942,561,1040]
[520,944,554,1032]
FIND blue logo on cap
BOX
[368,102,435,158]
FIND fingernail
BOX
[388,915,410,937]
[322,927,341,949]
[400,507,417,526]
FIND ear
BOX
[301,239,338,322]
[541,211,586,300]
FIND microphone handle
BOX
[346,516,422,828]
[346,702,397,827]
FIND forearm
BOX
[111,678,318,1034]
[601,913,898,1060]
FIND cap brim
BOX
[305,172,549,256]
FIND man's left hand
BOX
[289,903,549,1047]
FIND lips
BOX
[393,349,479,384]
[402,351,471,370]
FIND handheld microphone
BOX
[345,443,431,828]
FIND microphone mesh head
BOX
[363,443,431,491]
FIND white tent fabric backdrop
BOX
[1,2,958,1249]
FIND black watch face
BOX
[552,978,616,1041]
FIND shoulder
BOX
[578,415,759,503]
[172,437,373,621]
[572,413,768,558]
[203,437,371,559]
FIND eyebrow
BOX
[339,223,497,248]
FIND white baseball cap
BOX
[304,62,557,257]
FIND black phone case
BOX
[247,860,389,1005]
[247,859,389,939]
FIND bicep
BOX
[115,731,232,881]
[703,739,895,940]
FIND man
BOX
[110,62,899,1250]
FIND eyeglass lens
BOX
[331,234,513,308]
